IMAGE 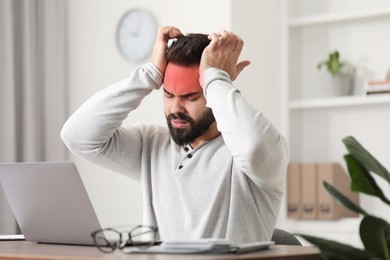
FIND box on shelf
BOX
[286,163,301,219]
[301,163,318,220]
[317,163,359,220]
[286,162,359,220]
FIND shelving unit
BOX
[289,9,390,27]
[280,0,390,247]
[289,94,390,110]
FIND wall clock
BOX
[116,8,158,62]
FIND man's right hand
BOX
[151,26,183,75]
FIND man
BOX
[61,26,289,244]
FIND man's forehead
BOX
[163,63,202,95]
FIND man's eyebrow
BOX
[163,88,202,98]
[180,91,202,98]
[163,88,173,95]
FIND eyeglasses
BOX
[91,225,158,253]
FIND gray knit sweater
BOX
[61,63,289,244]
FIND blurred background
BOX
[1,0,389,247]
[0,0,283,234]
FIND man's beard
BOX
[166,108,216,146]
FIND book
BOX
[366,80,390,95]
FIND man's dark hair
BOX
[166,33,210,66]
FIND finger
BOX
[235,60,251,79]
[152,26,182,75]
[232,36,243,53]
[158,26,174,37]
[225,32,238,50]
[213,29,225,38]
[219,30,237,50]
[216,30,236,49]
[218,29,229,46]
[207,33,220,50]
[167,27,183,39]
[158,26,182,41]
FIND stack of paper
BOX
[124,239,274,254]
[162,239,234,253]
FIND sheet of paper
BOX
[0,234,25,241]
[123,240,274,254]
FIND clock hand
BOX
[130,15,145,37]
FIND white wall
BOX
[66,0,283,227]
[232,0,284,131]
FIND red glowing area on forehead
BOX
[163,63,202,95]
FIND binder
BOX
[286,163,302,219]
[317,163,359,220]
[300,163,317,220]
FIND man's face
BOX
[163,63,215,146]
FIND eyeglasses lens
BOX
[129,226,156,248]
[94,229,121,253]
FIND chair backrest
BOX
[271,228,302,246]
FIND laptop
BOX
[0,161,102,245]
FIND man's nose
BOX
[170,97,185,114]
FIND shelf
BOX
[289,9,390,27]
[289,94,390,110]
[283,1,390,247]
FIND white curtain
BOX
[0,0,67,234]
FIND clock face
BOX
[116,9,158,62]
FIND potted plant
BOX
[317,51,355,97]
[298,136,390,260]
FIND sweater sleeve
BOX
[60,63,162,178]
[201,68,289,188]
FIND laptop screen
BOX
[0,161,103,245]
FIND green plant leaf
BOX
[329,59,343,77]
[297,234,376,260]
[318,50,344,77]
[344,154,390,206]
[323,181,368,216]
[295,136,390,260]
[343,136,390,185]
[360,216,390,260]
[330,51,340,60]
[345,154,377,194]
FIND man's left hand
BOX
[200,29,250,81]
